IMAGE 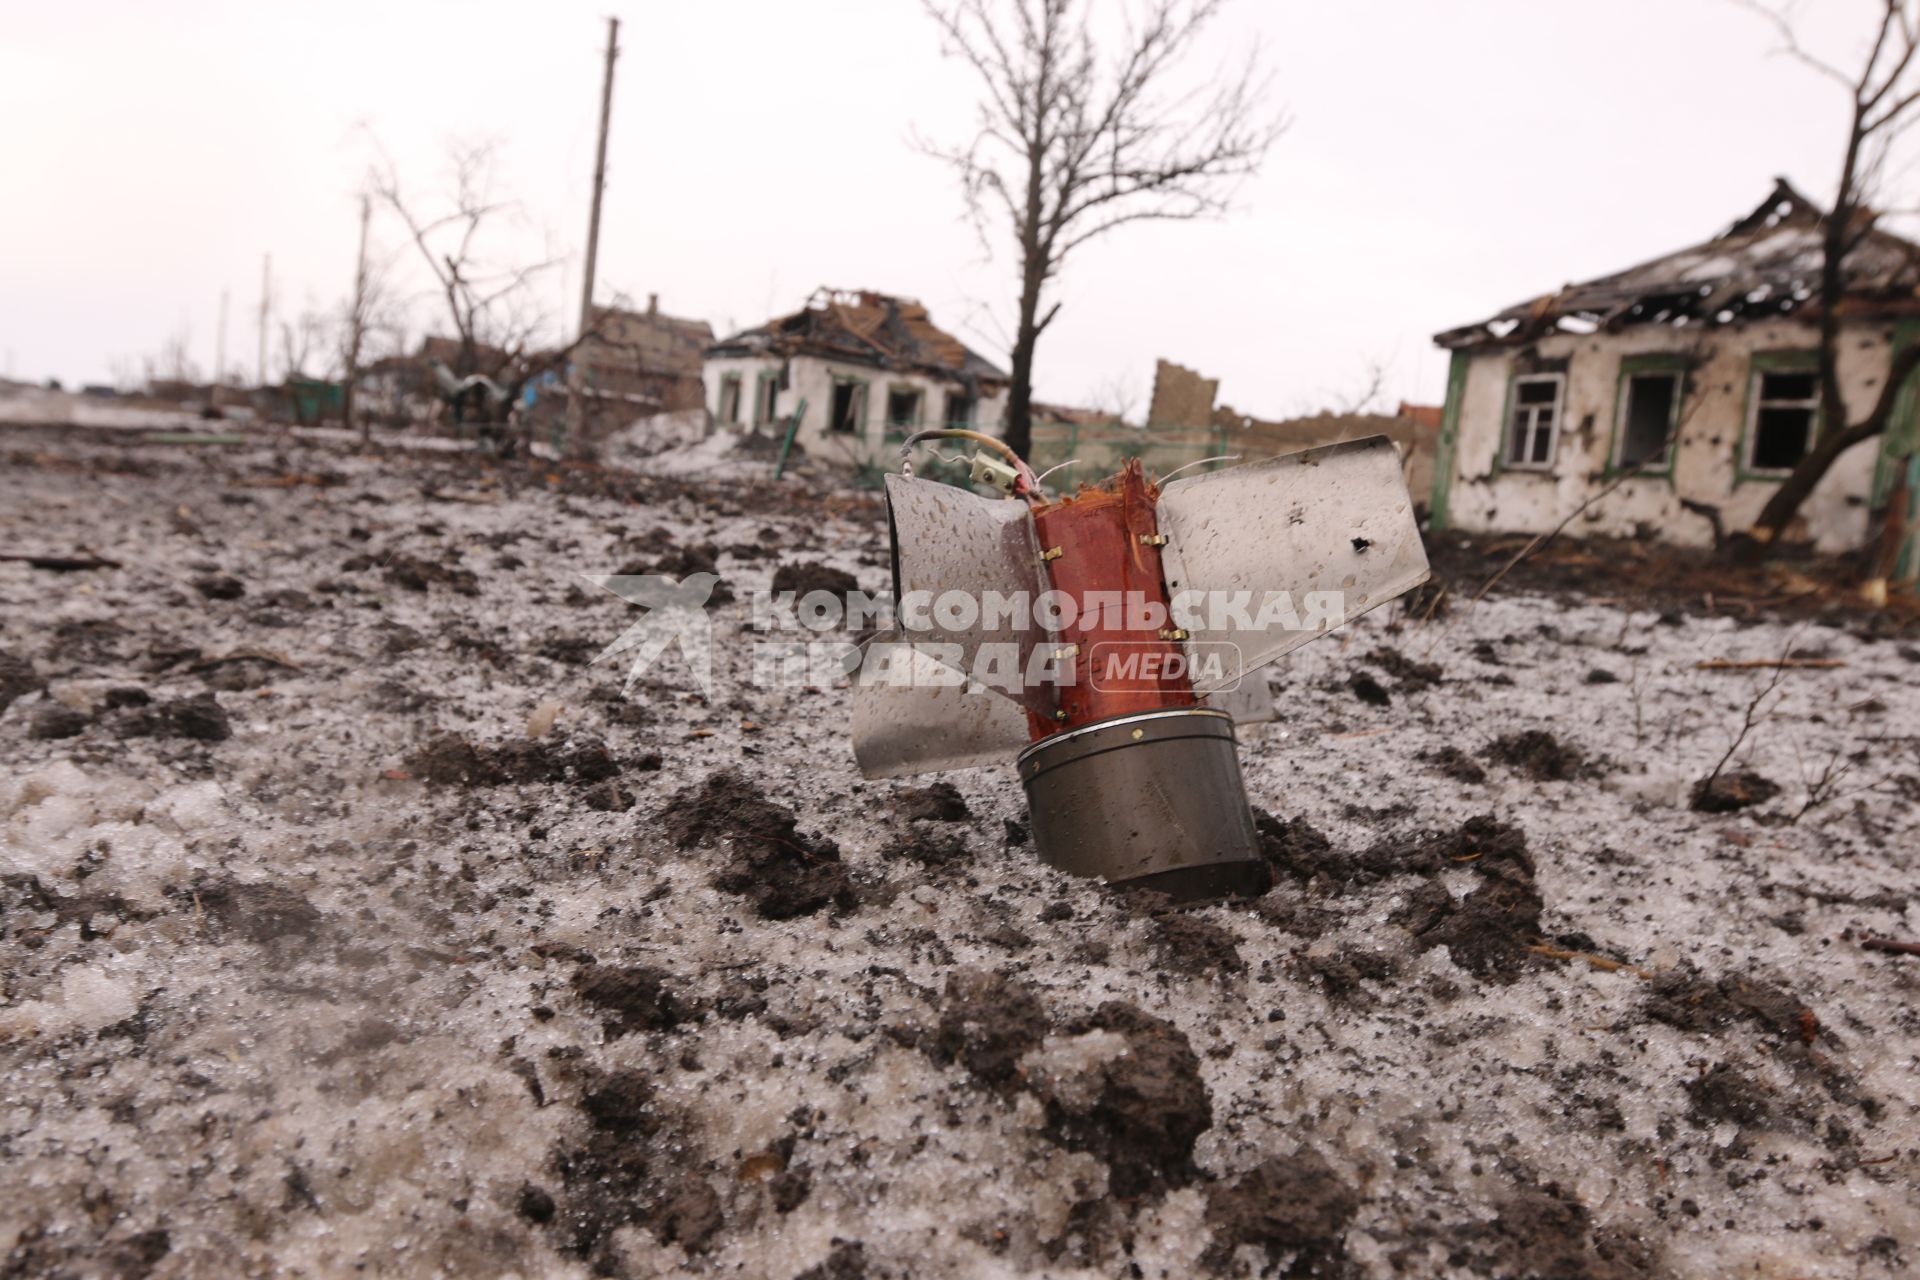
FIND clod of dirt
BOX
[1295,946,1397,1009]
[1690,769,1781,813]
[580,779,634,812]
[1151,911,1245,975]
[1368,646,1443,691]
[1041,1002,1213,1196]
[664,770,857,919]
[0,651,43,713]
[1486,729,1595,781]
[404,733,627,788]
[652,1177,723,1253]
[28,704,88,740]
[892,781,970,823]
[118,693,232,742]
[1386,816,1543,981]
[930,968,1048,1092]
[1421,745,1488,784]
[1448,1181,1655,1280]
[771,560,862,602]
[571,964,690,1038]
[1255,811,1340,885]
[796,1241,869,1280]
[192,573,245,600]
[1585,667,1621,685]
[516,1184,556,1224]
[554,1070,661,1261]
[1643,967,1816,1043]
[1685,1061,1772,1129]
[1348,671,1391,707]
[881,826,971,867]
[1203,1148,1358,1272]
[637,544,734,605]
[192,875,322,944]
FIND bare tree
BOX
[921,0,1284,458]
[1736,0,1920,553]
[369,138,566,384]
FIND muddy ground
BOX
[2,423,1917,1279]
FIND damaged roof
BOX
[708,288,1007,383]
[1436,179,1920,350]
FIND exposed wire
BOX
[1156,455,1242,485]
[1032,458,1080,488]
[899,428,1040,490]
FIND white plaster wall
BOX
[1446,319,1887,551]
[702,355,1007,463]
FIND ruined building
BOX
[1432,179,1920,557]
[703,289,1008,464]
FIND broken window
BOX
[754,373,780,427]
[829,379,866,434]
[1504,375,1562,469]
[886,386,922,429]
[1746,368,1818,474]
[1615,370,1680,470]
[716,374,742,425]
[946,392,976,428]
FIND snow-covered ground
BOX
[2,423,1917,1279]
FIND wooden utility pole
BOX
[256,253,272,388]
[568,16,620,456]
[346,194,372,440]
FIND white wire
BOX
[1032,458,1080,487]
[1157,454,1241,485]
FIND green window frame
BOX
[1606,354,1688,479]
[753,371,781,427]
[716,372,742,425]
[1735,351,1821,484]
[828,376,868,435]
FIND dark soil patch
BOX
[771,560,862,603]
[28,704,87,740]
[881,826,971,867]
[1385,816,1543,981]
[1485,729,1596,781]
[1041,1002,1213,1197]
[1151,912,1245,976]
[580,779,634,812]
[571,964,691,1038]
[192,574,245,600]
[191,875,322,943]
[663,770,857,919]
[1294,946,1397,1009]
[1254,812,1340,886]
[1442,1180,1655,1280]
[1367,647,1443,691]
[796,1241,870,1280]
[0,651,43,713]
[405,733,626,788]
[1348,671,1391,707]
[1684,1061,1773,1129]
[1690,769,1781,813]
[1643,967,1816,1043]
[929,968,1049,1093]
[117,693,232,742]
[892,781,970,823]
[1203,1148,1358,1273]
[1420,745,1487,785]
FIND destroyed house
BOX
[1431,180,1920,554]
[573,296,712,416]
[703,289,1008,462]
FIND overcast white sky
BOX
[0,0,1900,417]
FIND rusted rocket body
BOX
[852,436,1429,901]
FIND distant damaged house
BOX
[575,296,712,416]
[704,289,1007,462]
[1432,180,1920,554]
